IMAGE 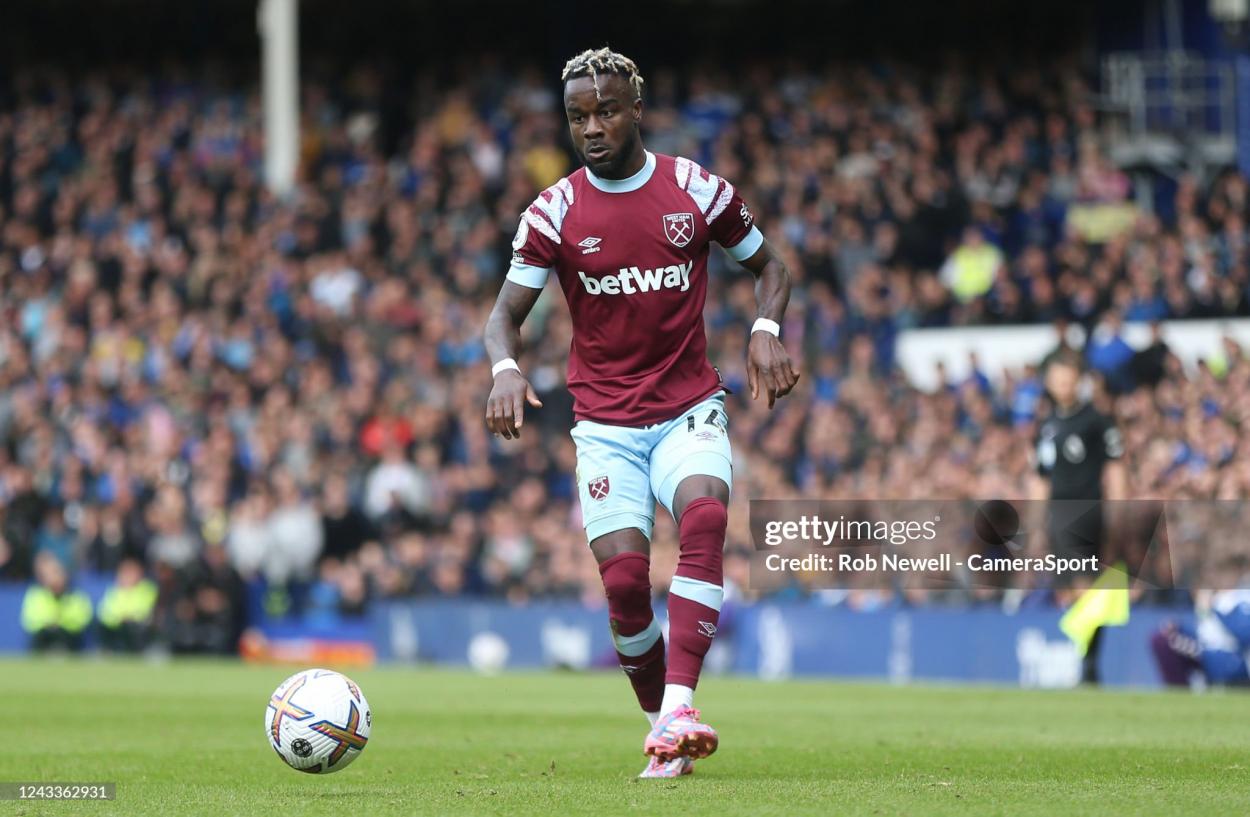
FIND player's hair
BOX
[561,47,645,101]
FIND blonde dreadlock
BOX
[560,47,645,101]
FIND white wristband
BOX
[491,358,521,378]
[751,318,781,337]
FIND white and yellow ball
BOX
[264,668,371,774]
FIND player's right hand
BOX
[485,370,543,440]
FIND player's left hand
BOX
[747,331,799,409]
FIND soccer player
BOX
[483,47,799,778]
[1151,587,1250,688]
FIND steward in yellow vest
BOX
[21,553,92,652]
[98,558,159,652]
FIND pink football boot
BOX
[638,755,694,779]
[643,705,719,761]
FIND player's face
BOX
[564,75,642,178]
[1045,362,1079,406]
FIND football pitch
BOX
[5,658,1249,816]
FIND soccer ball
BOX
[265,668,371,774]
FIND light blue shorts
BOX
[571,391,733,543]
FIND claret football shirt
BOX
[507,151,762,426]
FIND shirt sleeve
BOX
[711,188,764,261]
[674,157,764,262]
[505,214,554,288]
[506,187,569,288]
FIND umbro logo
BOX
[697,621,717,638]
[579,236,602,255]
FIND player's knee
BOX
[677,497,726,582]
[598,551,652,609]
[679,497,727,541]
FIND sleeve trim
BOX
[723,225,764,261]
[506,262,550,289]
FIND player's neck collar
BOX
[585,151,655,193]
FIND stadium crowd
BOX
[3,58,1250,650]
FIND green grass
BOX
[3,658,1249,816]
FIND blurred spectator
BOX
[1,466,44,580]
[97,557,158,652]
[940,227,1004,304]
[363,436,433,522]
[265,468,323,587]
[1085,311,1136,394]
[33,505,74,569]
[84,506,144,574]
[320,473,376,564]
[166,544,245,655]
[1129,321,1172,389]
[20,552,92,652]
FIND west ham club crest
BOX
[587,475,611,501]
[662,212,694,248]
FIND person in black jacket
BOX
[1033,352,1127,684]
[1129,321,1171,389]
[320,473,376,564]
